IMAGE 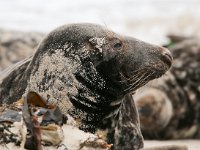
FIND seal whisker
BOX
[130,72,150,89]
[127,72,144,85]
[128,71,147,82]
[125,70,154,92]
[124,73,147,92]
[119,68,147,83]
[128,67,152,81]
[132,71,154,90]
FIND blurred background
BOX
[0,0,200,44]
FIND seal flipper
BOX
[0,57,32,104]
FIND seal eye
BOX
[114,42,122,49]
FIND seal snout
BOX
[160,47,173,67]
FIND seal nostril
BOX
[162,51,173,66]
[159,47,173,66]
[164,52,173,62]
[159,47,173,67]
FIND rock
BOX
[0,91,111,150]
[0,29,44,72]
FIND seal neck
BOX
[68,60,126,132]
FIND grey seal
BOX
[0,23,172,149]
